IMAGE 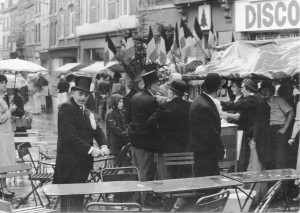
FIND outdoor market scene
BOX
[0,0,300,212]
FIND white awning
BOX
[55,63,83,73]
[80,61,125,74]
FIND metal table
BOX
[223,169,300,211]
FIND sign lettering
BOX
[235,0,300,32]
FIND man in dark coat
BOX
[146,79,191,180]
[128,71,160,182]
[188,73,225,177]
[123,81,137,123]
[53,74,107,212]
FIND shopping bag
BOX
[14,112,33,129]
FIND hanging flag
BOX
[232,32,235,42]
[193,17,203,47]
[208,21,216,49]
[146,26,158,62]
[124,30,135,64]
[168,22,181,62]
[180,19,193,59]
[158,25,169,65]
[104,33,117,66]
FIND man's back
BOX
[129,90,158,150]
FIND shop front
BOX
[235,0,300,40]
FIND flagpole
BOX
[169,50,180,73]
[193,36,209,59]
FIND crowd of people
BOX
[1,68,299,212]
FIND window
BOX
[54,21,58,44]
[68,4,75,36]
[91,48,104,61]
[119,0,129,16]
[35,1,41,15]
[99,0,107,20]
[108,0,118,20]
[89,0,97,23]
[59,8,64,38]
[3,36,5,49]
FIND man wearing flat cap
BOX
[128,70,160,183]
[53,74,107,212]
[188,73,225,177]
[146,79,191,180]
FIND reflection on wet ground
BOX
[5,96,297,212]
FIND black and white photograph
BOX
[0,0,299,212]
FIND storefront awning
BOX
[55,63,84,73]
[80,61,125,74]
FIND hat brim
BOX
[169,85,184,96]
[144,79,160,87]
[202,79,226,91]
[71,86,93,94]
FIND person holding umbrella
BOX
[0,74,16,198]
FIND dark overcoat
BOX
[53,97,107,184]
[128,90,158,150]
[188,93,225,177]
[146,97,191,153]
[221,94,272,164]
[5,94,25,117]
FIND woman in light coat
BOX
[0,74,16,198]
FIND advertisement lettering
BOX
[236,0,300,32]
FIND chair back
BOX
[17,143,39,173]
[0,200,13,213]
[85,202,143,212]
[114,143,131,167]
[100,166,140,182]
[254,180,282,213]
[163,152,194,176]
[194,190,230,212]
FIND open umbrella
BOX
[0,58,48,72]
[5,74,28,89]
[36,76,48,87]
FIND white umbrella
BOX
[0,58,48,72]
[5,74,28,89]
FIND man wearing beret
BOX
[188,73,225,177]
[128,70,160,203]
[53,74,107,212]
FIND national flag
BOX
[124,30,135,64]
[232,32,235,42]
[193,17,203,47]
[208,21,217,49]
[146,26,158,62]
[168,23,181,62]
[104,33,117,65]
[180,19,193,58]
[158,25,168,65]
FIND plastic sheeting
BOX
[184,37,300,80]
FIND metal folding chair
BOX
[17,143,53,208]
[193,190,230,212]
[85,201,151,212]
[0,163,53,211]
[0,200,55,213]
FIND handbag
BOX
[14,112,33,129]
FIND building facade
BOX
[76,0,138,65]
[49,0,80,78]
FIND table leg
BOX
[236,183,256,212]
[281,182,290,212]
